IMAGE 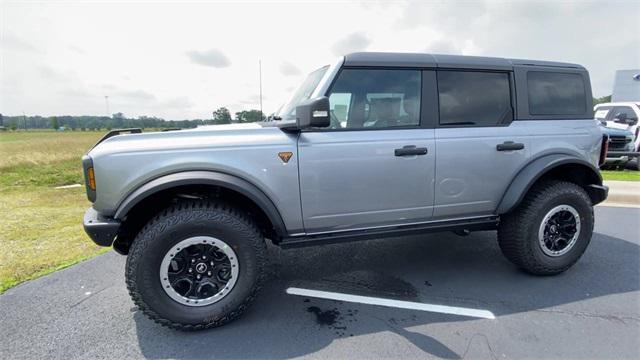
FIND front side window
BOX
[527,71,586,115]
[612,106,638,121]
[438,71,512,126]
[326,69,421,129]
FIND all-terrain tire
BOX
[497,180,594,275]
[125,200,267,331]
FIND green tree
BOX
[593,95,612,105]
[51,117,59,130]
[212,107,232,124]
[235,110,264,123]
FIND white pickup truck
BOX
[594,102,640,169]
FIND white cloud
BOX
[1,0,638,119]
[331,32,371,56]
[425,40,462,55]
[279,61,301,76]
[186,49,231,68]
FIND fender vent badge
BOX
[278,152,293,163]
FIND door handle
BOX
[395,145,428,156]
[496,141,524,151]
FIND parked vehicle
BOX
[594,102,640,170]
[82,52,608,330]
[598,126,636,169]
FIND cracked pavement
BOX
[1,206,639,359]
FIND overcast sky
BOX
[1,0,639,120]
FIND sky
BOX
[1,0,639,120]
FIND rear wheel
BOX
[126,200,266,330]
[498,180,594,275]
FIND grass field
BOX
[0,131,106,293]
[601,169,640,182]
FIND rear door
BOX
[434,70,529,219]
[297,69,438,233]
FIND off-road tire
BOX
[498,180,594,275]
[125,200,266,331]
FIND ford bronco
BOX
[82,52,608,330]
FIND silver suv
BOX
[82,52,608,330]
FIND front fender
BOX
[113,170,287,237]
[497,154,604,214]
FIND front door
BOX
[297,68,436,234]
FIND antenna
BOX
[104,95,110,117]
[259,60,263,120]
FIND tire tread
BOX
[497,180,593,275]
[125,200,266,331]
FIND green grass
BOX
[0,131,106,293]
[601,170,640,182]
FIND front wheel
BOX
[125,201,266,330]
[498,180,594,275]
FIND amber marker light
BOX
[87,167,96,190]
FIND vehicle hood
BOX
[87,123,294,158]
[600,126,634,137]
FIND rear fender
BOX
[497,154,604,214]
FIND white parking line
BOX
[286,287,495,320]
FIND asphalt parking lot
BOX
[1,206,639,359]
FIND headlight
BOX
[82,155,97,202]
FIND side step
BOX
[280,216,499,248]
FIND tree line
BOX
[0,107,265,131]
[0,96,613,131]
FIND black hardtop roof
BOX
[344,52,584,70]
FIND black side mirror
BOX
[295,96,330,129]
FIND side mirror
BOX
[295,96,331,129]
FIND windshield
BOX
[277,65,329,120]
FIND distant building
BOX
[612,69,640,102]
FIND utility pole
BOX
[22,112,27,130]
[259,60,263,120]
[104,96,110,117]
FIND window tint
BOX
[527,72,586,115]
[327,69,421,129]
[438,71,512,126]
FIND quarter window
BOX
[326,69,421,129]
[527,72,586,115]
[437,71,512,126]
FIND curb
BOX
[602,180,640,207]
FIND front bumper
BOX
[587,184,609,205]
[83,208,121,246]
[604,156,630,165]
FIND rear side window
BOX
[438,71,512,126]
[527,72,586,115]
